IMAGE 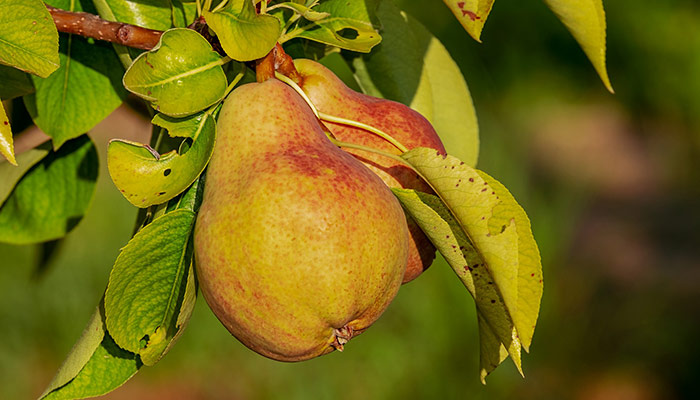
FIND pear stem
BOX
[318,113,409,153]
[329,137,410,167]
[274,71,409,153]
[275,71,320,118]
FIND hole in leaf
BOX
[336,28,359,40]
[163,168,171,176]
[140,334,150,349]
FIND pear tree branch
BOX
[46,4,303,81]
[47,5,162,50]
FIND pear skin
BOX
[295,59,446,283]
[194,79,409,362]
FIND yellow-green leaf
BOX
[401,148,520,324]
[108,112,216,208]
[441,0,495,42]
[105,209,196,365]
[204,0,281,61]
[282,0,382,53]
[393,188,523,377]
[0,136,98,245]
[0,141,50,204]
[0,0,59,77]
[0,101,16,165]
[39,302,141,400]
[477,313,509,384]
[24,32,127,149]
[122,29,228,117]
[544,0,613,92]
[352,1,479,166]
[477,170,543,351]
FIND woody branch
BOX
[46,5,162,50]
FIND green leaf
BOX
[318,52,362,92]
[171,0,199,28]
[97,0,173,30]
[24,0,128,149]
[544,0,613,92]
[477,313,509,384]
[282,0,382,53]
[0,135,98,244]
[105,209,197,366]
[204,0,281,62]
[0,65,34,99]
[122,28,228,117]
[40,307,105,399]
[108,111,216,207]
[353,1,479,166]
[399,149,520,334]
[165,169,206,213]
[40,302,142,400]
[0,141,50,204]
[392,188,522,378]
[0,101,15,165]
[0,0,59,77]
[394,148,543,380]
[477,170,543,352]
[151,111,208,139]
[270,2,330,22]
[441,0,495,42]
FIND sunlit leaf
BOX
[392,188,522,376]
[204,0,281,61]
[441,0,494,42]
[39,303,142,400]
[108,111,215,207]
[478,170,543,351]
[282,0,382,53]
[0,141,50,204]
[544,0,613,92]
[353,1,479,166]
[122,28,227,117]
[394,148,543,379]
[402,148,543,344]
[97,0,173,30]
[270,2,330,22]
[25,0,127,149]
[477,313,509,384]
[0,135,97,244]
[171,0,199,28]
[105,209,196,365]
[0,0,59,77]
[0,101,15,165]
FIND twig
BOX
[47,5,162,50]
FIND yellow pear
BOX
[194,79,409,362]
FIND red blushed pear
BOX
[194,79,409,362]
[294,59,446,283]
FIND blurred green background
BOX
[2,0,699,399]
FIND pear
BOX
[294,59,446,283]
[194,79,409,362]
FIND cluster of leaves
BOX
[0,0,611,398]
